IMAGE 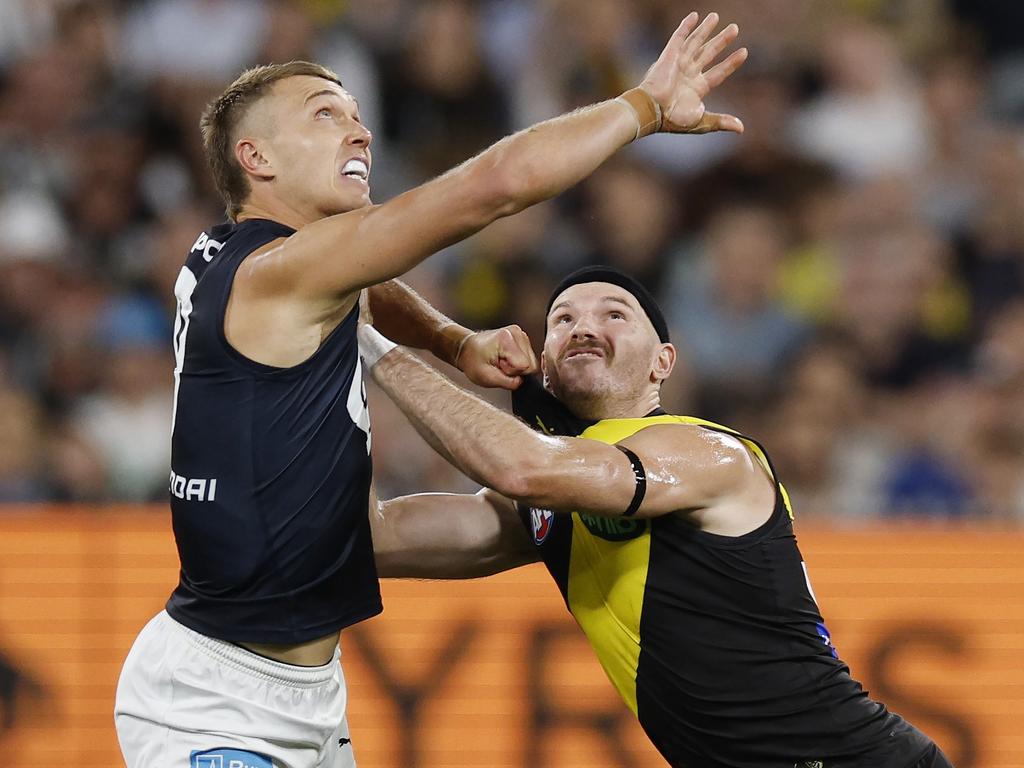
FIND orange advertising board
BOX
[0,509,1020,767]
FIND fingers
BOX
[678,12,720,63]
[512,326,539,373]
[695,22,738,71]
[649,11,699,76]
[691,111,744,135]
[498,326,538,375]
[665,11,700,54]
[489,329,528,390]
[482,370,525,391]
[703,46,748,89]
[460,326,537,389]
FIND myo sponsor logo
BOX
[578,512,646,542]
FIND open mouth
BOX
[340,158,370,184]
[564,348,605,360]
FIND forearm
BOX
[373,490,536,579]
[367,344,628,511]
[466,97,641,216]
[367,280,470,368]
[372,349,544,490]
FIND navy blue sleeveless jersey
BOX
[164,218,382,644]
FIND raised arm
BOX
[372,488,538,579]
[246,13,746,300]
[360,333,762,520]
[367,281,537,389]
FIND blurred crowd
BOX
[0,0,1021,520]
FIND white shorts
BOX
[115,611,356,768]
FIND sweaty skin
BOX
[360,282,775,538]
[217,11,747,663]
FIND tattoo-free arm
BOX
[372,488,538,578]
[241,14,745,301]
[245,100,638,302]
[367,280,470,367]
[365,281,538,389]
[364,341,754,519]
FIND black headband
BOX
[546,266,670,343]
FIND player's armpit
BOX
[372,488,538,579]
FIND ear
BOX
[540,353,550,391]
[235,138,275,181]
[650,343,676,384]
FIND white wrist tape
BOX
[358,324,398,369]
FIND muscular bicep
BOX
[522,425,759,519]
[620,425,766,516]
[372,488,538,579]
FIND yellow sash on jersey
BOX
[566,414,789,716]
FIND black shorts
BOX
[911,744,955,768]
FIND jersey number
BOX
[171,233,225,430]
[347,356,371,453]
[171,266,198,431]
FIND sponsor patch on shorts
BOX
[190,747,273,768]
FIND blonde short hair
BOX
[200,61,343,219]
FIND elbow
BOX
[470,148,533,220]
[488,453,546,503]
[501,450,625,514]
[475,169,520,220]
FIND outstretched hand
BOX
[641,11,747,135]
[459,325,538,390]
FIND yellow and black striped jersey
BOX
[512,378,934,768]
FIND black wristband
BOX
[616,445,647,517]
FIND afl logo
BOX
[530,507,554,544]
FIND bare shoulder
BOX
[233,235,300,297]
[618,422,766,505]
[619,422,752,463]
[234,231,360,316]
[226,233,358,367]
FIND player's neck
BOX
[567,389,662,421]
[236,197,315,231]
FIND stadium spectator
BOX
[0,0,1019,518]
[667,201,809,417]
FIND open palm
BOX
[641,12,748,134]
